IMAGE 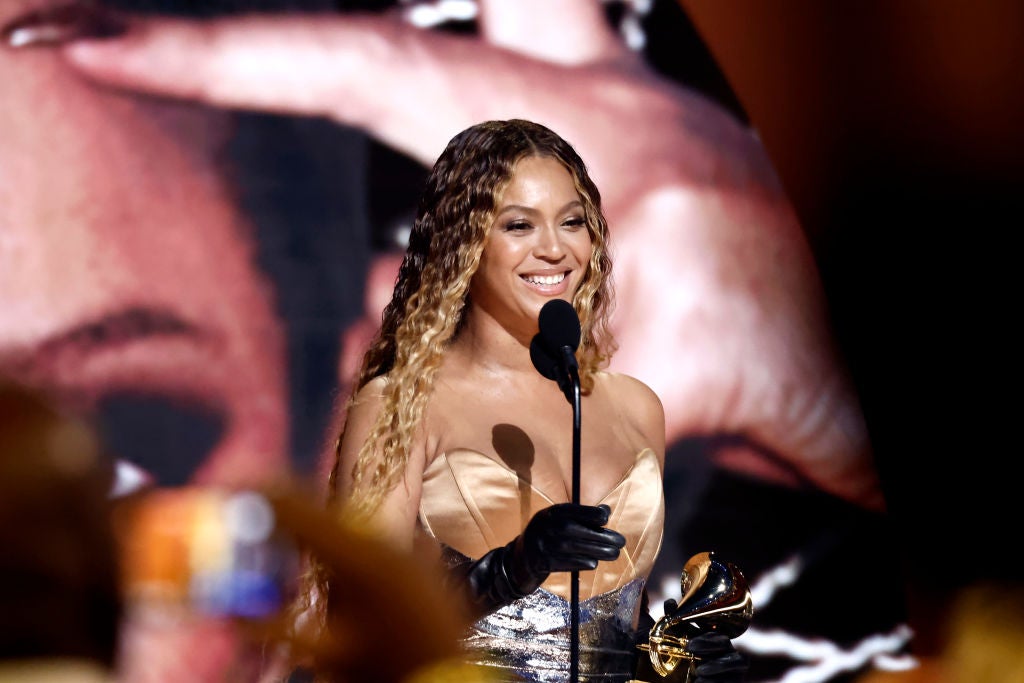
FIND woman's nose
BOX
[533,226,565,259]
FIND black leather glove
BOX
[634,599,747,683]
[686,632,749,683]
[449,502,626,617]
[634,596,685,646]
[634,589,657,644]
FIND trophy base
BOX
[631,652,694,683]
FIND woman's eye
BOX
[505,221,531,232]
[563,217,586,229]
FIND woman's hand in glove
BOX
[512,502,626,579]
[454,502,626,617]
[686,632,749,683]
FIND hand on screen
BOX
[45,0,881,509]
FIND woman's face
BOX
[469,155,593,338]
[0,0,289,491]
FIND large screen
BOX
[0,2,913,682]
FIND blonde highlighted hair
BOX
[293,120,618,672]
[296,120,620,651]
[327,119,616,517]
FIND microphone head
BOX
[529,335,560,381]
[537,299,581,353]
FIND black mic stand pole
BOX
[560,347,582,683]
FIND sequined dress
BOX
[419,447,665,682]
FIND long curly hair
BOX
[328,119,615,517]
[296,120,617,660]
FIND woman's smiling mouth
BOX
[521,272,568,286]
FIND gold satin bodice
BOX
[418,447,665,603]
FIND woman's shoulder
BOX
[594,371,665,436]
[595,370,661,402]
[354,374,388,398]
[345,375,389,421]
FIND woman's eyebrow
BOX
[1,305,208,377]
[495,200,584,216]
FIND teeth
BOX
[523,273,566,286]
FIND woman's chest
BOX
[423,387,646,506]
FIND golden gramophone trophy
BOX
[633,551,754,683]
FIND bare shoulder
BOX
[597,371,664,413]
[335,376,389,479]
[595,371,666,454]
[349,375,388,413]
[334,375,426,550]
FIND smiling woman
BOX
[315,118,746,683]
[469,156,594,342]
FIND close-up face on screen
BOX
[0,3,290,494]
[1,0,734,498]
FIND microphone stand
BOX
[560,346,582,683]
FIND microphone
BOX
[530,299,581,404]
[530,298,585,683]
[529,335,561,382]
[538,299,581,359]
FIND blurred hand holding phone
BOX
[117,486,299,621]
[112,483,489,682]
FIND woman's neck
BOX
[448,308,538,377]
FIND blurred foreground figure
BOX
[0,382,120,682]
[0,380,490,683]
[113,482,493,683]
[855,581,1024,683]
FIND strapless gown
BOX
[419,447,665,682]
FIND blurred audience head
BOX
[270,489,474,683]
[0,380,120,671]
[939,581,1024,683]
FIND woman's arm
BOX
[333,376,425,553]
[609,372,667,471]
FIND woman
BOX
[321,119,744,682]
